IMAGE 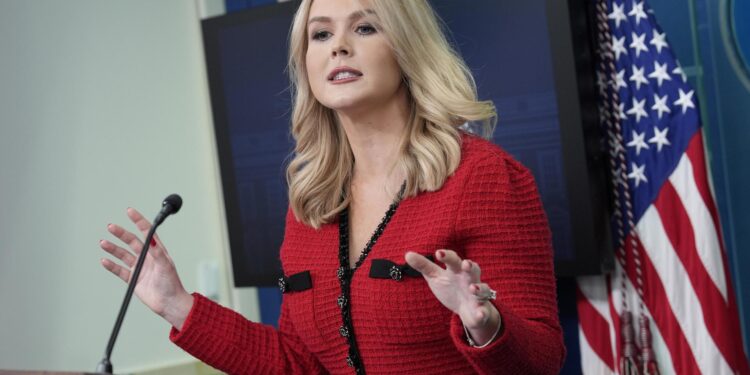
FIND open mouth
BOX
[330,71,363,81]
[328,67,363,82]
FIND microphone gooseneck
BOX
[96,194,183,374]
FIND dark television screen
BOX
[202,0,613,286]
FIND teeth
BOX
[332,71,359,81]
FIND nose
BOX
[331,33,351,58]
[332,45,349,58]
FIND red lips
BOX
[327,66,363,81]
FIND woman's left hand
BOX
[405,249,501,345]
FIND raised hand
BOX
[99,207,193,330]
[405,249,502,346]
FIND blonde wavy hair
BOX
[286,0,496,228]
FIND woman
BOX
[100,0,565,373]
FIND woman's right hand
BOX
[99,207,194,330]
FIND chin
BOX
[320,95,366,112]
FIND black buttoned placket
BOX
[336,183,405,375]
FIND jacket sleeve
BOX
[169,293,326,375]
[449,153,566,375]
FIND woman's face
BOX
[305,0,404,114]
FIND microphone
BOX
[96,194,183,374]
[154,194,183,226]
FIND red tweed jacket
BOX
[170,133,565,374]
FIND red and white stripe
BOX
[577,132,750,374]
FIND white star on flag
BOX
[648,126,671,151]
[612,35,627,60]
[626,129,650,155]
[628,1,649,25]
[627,162,648,187]
[614,69,627,89]
[648,61,672,87]
[629,32,649,57]
[650,30,669,53]
[674,88,695,113]
[626,97,649,123]
[630,65,649,90]
[651,93,671,119]
[627,97,648,123]
[608,2,628,28]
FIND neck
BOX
[336,86,410,184]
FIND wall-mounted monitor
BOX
[202,0,613,286]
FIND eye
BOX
[311,30,331,41]
[356,24,377,35]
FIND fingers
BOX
[107,224,148,254]
[107,208,164,258]
[99,239,136,268]
[463,303,499,331]
[436,249,462,273]
[127,207,155,240]
[126,207,164,256]
[408,248,485,289]
[469,283,497,306]
[469,282,494,303]
[462,259,482,284]
[437,249,481,280]
[101,258,131,283]
[107,223,144,254]
[405,251,443,278]
[475,309,486,322]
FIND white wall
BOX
[0,0,259,372]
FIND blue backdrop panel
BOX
[208,2,596,372]
[213,0,579,286]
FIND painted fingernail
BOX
[150,238,157,247]
[437,250,445,258]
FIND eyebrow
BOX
[307,9,377,27]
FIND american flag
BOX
[576,0,750,374]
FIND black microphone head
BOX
[162,194,183,214]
